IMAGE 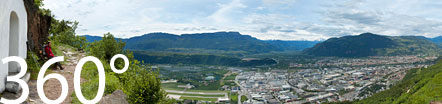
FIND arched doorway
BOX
[9,11,20,73]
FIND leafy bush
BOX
[119,59,173,104]
[104,73,121,94]
[87,33,125,61]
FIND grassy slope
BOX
[356,59,442,104]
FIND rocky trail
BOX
[1,46,84,104]
[29,46,85,104]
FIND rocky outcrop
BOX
[23,0,52,54]
[99,90,129,104]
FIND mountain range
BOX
[83,32,319,54]
[123,32,279,54]
[83,32,442,57]
[304,33,442,57]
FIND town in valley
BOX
[160,55,438,103]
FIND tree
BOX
[49,19,87,49]
[88,33,126,61]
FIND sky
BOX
[42,0,442,41]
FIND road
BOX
[165,90,227,96]
[235,75,250,104]
[165,89,229,101]
[238,94,243,104]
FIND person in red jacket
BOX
[44,42,64,70]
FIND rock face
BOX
[23,0,52,54]
[99,90,129,104]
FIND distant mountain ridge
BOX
[82,32,319,54]
[264,40,320,51]
[304,33,441,57]
[124,32,279,53]
[83,32,442,57]
[428,36,442,45]
[82,35,102,42]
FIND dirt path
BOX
[28,47,85,104]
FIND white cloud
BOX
[208,0,247,24]
[319,0,442,38]
[42,0,442,40]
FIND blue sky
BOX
[43,0,442,40]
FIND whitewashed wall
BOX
[0,0,28,93]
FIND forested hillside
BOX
[356,58,442,104]
[304,33,441,57]
[264,40,320,51]
[124,32,280,54]
[132,51,277,66]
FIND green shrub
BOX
[87,33,125,61]
[72,73,121,104]
[121,68,167,103]
[26,51,41,80]
[104,73,121,94]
